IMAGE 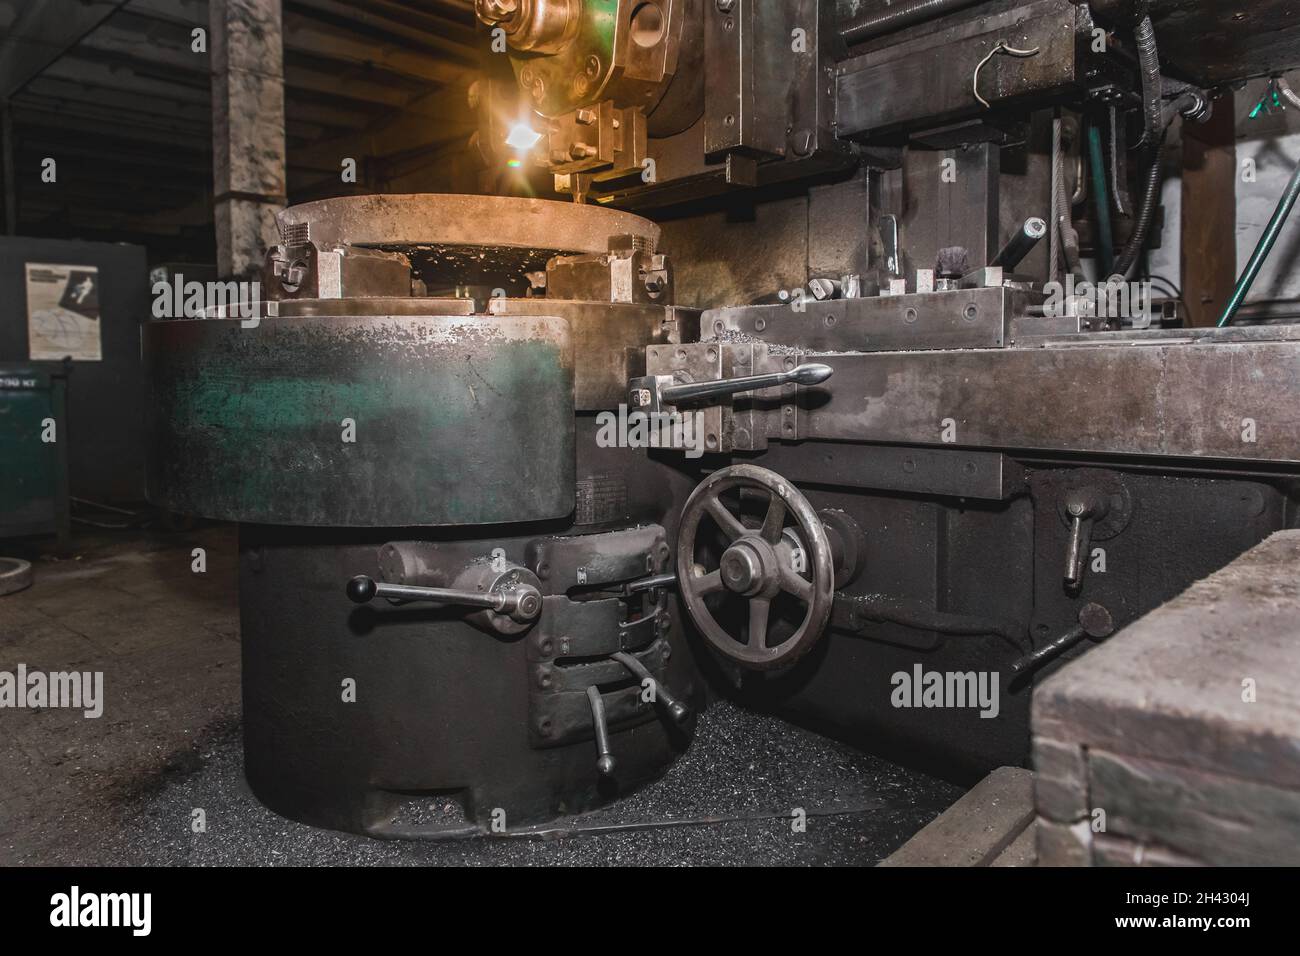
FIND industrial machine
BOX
[145,0,1300,837]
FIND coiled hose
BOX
[1111,134,1166,279]
[1134,13,1163,146]
[1112,89,1207,280]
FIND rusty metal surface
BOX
[278,194,660,256]
[799,329,1300,465]
[1086,0,1300,85]
[706,287,1033,352]
[835,0,1106,139]
[277,194,661,292]
[272,297,477,317]
[490,297,694,409]
[144,312,576,528]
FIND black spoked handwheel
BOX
[676,464,834,670]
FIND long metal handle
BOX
[1009,603,1114,683]
[587,686,616,776]
[623,572,677,595]
[992,217,1047,270]
[611,651,690,723]
[660,363,833,405]
[1063,513,1094,590]
[346,574,539,618]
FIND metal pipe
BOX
[840,0,988,46]
[1219,150,1300,327]
[1087,124,1116,275]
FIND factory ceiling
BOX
[0,0,481,260]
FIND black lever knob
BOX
[346,574,378,604]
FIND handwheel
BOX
[676,464,835,670]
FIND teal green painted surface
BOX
[146,318,576,528]
[0,370,61,532]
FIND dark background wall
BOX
[0,236,149,502]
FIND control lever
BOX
[1009,603,1115,686]
[586,686,616,776]
[622,572,677,595]
[992,217,1048,270]
[629,363,833,413]
[1063,488,1109,590]
[346,574,542,624]
[662,363,832,405]
[611,651,690,723]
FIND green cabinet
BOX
[0,366,70,543]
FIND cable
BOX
[972,41,1040,109]
[1112,131,1166,279]
[1146,274,1181,298]
[1218,151,1300,327]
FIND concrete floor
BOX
[0,525,961,866]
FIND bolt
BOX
[716,0,736,11]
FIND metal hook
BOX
[972,40,1042,109]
